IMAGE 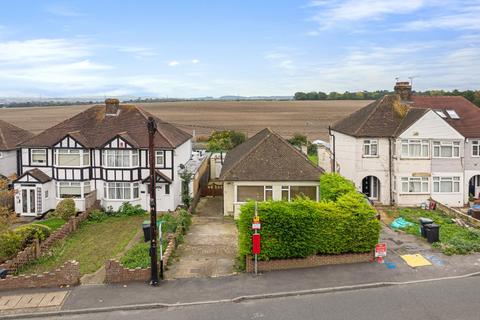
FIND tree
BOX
[179,170,194,208]
[207,130,246,152]
[287,133,308,148]
[294,92,307,100]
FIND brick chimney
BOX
[105,98,120,115]
[394,81,412,101]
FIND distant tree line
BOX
[294,89,480,107]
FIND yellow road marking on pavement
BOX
[401,254,432,267]
[0,291,69,311]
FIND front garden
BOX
[387,207,480,255]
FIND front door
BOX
[21,187,36,215]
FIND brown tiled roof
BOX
[220,128,323,181]
[20,104,192,149]
[331,95,429,138]
[411,96,480,138]
[0,120,34,151]
[16,169,52,184]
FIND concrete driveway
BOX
[166,197,238,279]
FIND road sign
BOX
[375,243,387,257]
[252,222,261,230]
[252,234,261,255]
[253,216,260,223]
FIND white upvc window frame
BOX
[104,182,140,200]
[433,176,460,193]
[363,139,378,157]
[31,149,47,165]
[54,149,90,167]
[400,177,429,194]
[102,149,139,168]
[236,185,270,203]
[433,141,460,158]
[155,150,165,167]
[472,140,480,157]
[56,181,84,199]
[400,139,429,158]
[281,185,319,201]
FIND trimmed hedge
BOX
[320,173,356,202]
[238,192,380,261]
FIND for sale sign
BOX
[375,243,387,257]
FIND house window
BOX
[54,149,90,167]
[265,186,273,200]
[103,150,139,168]
[237,186,267,202]
[165,184,170,195]
[401,140,429,158]
[434,110,447,119]
[472,140,479,157]
[57,182,82,198]
[281,185,318,201]
[446,109,460,119]
[433,177,460,193]
[45,190,49,199]
[363,139,378,157]
[433,141,460,158]
[155,151,165,167]
[104,182,140,200]
[400,177,429,193]
[31,149,47,165]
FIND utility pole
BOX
[147,117,159,286]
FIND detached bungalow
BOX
[220,128,323,218]
[0,120,34,177]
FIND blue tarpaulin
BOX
[391,217,414,229]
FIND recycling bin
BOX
[425,223,440,243]
[142,220,151,242]
[419,218,434,238]
[0,269,7,279]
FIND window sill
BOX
[31,162,47,166]
[362,155,379,158]
[102,166,140,169]
[398,192,430,195]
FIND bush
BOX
[0,224,51,262]
[120,240,168,269]
[178,209,192,230]
[115,203,146,216]
[238,195,380,261]
[55,198,76,221]
[320,173,356,201]
[87,209,107,223]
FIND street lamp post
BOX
[147,117,159,286]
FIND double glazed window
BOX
[104,182,140,200]
[103,150,139,168]
[155,151,165,167]
[433,177,460,193]
[433,141,460,158]
[472,140,479,157]
[54,149,90,167]
[281,186,318,201]
[363,139,378,157]
[31,149,47,165]
[400,177,429,193]
[236,186,272,202]
[56,182,82,198]
[401,140,429,158]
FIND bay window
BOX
[433,141,460,158]
[104,182,140,200]
[400,177,429,193]
[363,139,378,157]
[401,140,429,158]
[31,149,47,165]
[472,140,479,157]
[54,149,90,167]
[103,150,139,168]
[433,177,460,193]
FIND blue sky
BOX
[0,0,479,97]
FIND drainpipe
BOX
[389,137,393,206]
[328,126,336,173]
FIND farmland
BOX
[0,100,370,140]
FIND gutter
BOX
[389,137,393,206]
[328,126,336,173]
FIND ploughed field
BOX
[0,100,370,140]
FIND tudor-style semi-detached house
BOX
[13,99,192,216]
[330,82,480,208]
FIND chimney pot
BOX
[105,98,120,115]
[394,81,412,101]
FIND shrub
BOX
[238,196,380,261]
[87,209,107,223]
[160,214,179,233]
[0,224,51,262]
[115,203,146,216]
[120,239,168,269]
[55,198,76,221]
[178,209,192,230]
[320,173,356,201]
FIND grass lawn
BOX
[308,154,318,165]
[18,214,147,275]
[32,218,66,232]
[388,207,480,255]
[120,239,169,269]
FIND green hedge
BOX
[238,192,380,261]
[320,173,356,202]
[0,224,51,262]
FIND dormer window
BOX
[446,109,460,119]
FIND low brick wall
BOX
[0,260,80,291]
[431,199,480,228]
[246,252,374,273]
[105,225,184,284]
[1,203,99,272]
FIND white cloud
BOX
[191,59,200,64]
[168,60,180,66]
[118,46,157,58]
[399,5,480,31]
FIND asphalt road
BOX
[36,277,480,320]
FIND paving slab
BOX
[0,291,68,314]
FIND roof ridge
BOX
[136,106,175,148]
[353,95,387,136]
[220,128,272,179]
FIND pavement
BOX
[165,197,238,279]
[30,277,480,320]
